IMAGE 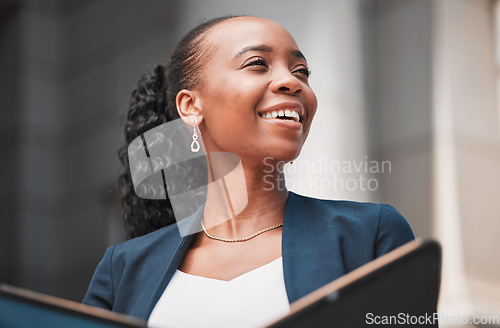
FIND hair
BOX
[118,15,242,239]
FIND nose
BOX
[270,69,302,95]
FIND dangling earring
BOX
[190,117,200,153]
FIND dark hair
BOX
[118,16,241,239]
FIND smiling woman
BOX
[180,17,317,166]
[82,15,414,328]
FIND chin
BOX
[264,145,302,164]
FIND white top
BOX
[148,257,290,328]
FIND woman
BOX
[83,15,414,328]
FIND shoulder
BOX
[290,191,407,225]
[292,192,387,214]
[89,222,183,290]
[107,223,181,268]
[288,192,414,256]
[84,223,177,274]
[82,222,184,311]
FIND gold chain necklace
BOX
[200,220,283,243]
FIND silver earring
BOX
[190,118,200,153]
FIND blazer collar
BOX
[144,192,338,317]
[144,206,203,318]
[282,192,340,303]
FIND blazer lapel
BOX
[143,206,203,318]
[282,192,343,303]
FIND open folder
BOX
[268,238,441,327]
[0,284,147,328]
[0,239,440,328]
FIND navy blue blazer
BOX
[83,192,414,320]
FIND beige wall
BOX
[375,0,500,321]
[434,0,500,317]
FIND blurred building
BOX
[0,0,499,326]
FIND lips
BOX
[258,109,301,122]
[257,102,305,123]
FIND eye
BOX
[242,57,268,69]
[293,66,311,78]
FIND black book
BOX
[268,239,441,328]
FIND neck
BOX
[202,155,289,239]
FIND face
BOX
[194,17,317,166]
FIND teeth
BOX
[260,110,301,122]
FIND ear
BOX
[176,89,203,127]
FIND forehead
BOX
[204,17,301,56]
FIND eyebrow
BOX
[292,49,306,61]
[233,45,272,59]
[233,44,307,62]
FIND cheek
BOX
[306,88,318,120]
[203,78,266,116]
[200,83,259,141]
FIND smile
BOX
[258,109,302,122]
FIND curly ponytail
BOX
[118,16,242,239]
[118,65,176,239]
